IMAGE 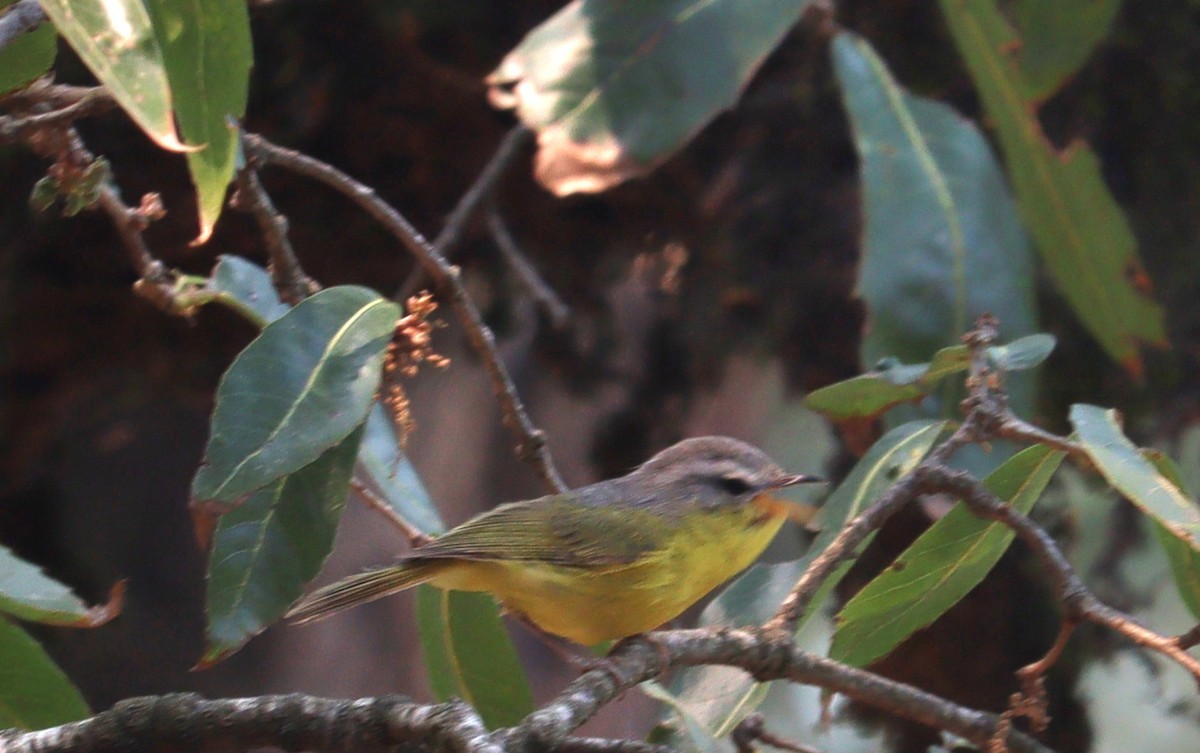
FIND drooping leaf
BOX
[1142,450,1200,620]
[191,286,399,505]
[145,0,252,244]
[488,0,812,195]
[0,545,122,627]
[656,420,946,735]
[938,0,1166,376]
[200,424,364,666]
[0,617,90,729]
[830,444,1064,668]
[358,404,444,537]
[0,0,55,94]
[205,255,289,327]
[38,0,188,150]
[832,31,1037,420]
[1071,405,1200,551]
[1012,0,1122,102]
[415,587,533,729]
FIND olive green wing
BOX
[410,495,666,567]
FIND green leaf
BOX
[0,0,55,94]
[38,0,188,151]
[191,286,399,505]
[805,346,966,420]
[0,617,90,729]
[201,424,365,666]
[1071,404,1200,550]
[415,587,533,729]
[987,333,1056,372]
[656,420,947,736]
[1012,0,1122,102]
[805,335,1053,422]
[0,545,122,627]
[830,444,1064,668]
[358,405,445,536]
[832,31,1037,419]
[206,255,289,327]
[938,0,1166,376]
[145,0,252,244]
[488,0,812,195]
[1142,450,1200,619]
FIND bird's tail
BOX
[286,560,444,624]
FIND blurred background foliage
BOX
[3,1,1200,751]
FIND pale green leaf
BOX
[0,0,55,94]
[0,617,89,729]
[1071,405,1200,550]
[39,0,187,150]
[0,545,121,627]
[145,0,251,243]
[830,444,1064,667]
[415,587,533,729]
[938,0,1165,375]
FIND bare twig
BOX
[241,132,566,492]
[0,0,46,52]
[0,87,116,142]
[232,161,320,304]
[397,124,533,299]
[350,476,433,547]
[487,204,570,331]
[732,713,825,753]
[1175,622,1200,650]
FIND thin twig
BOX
[350,477,433,547]
[0,0,46,52]
[55,128,181,312]
[732,713,825,753]
[232,161,319,304]
[241,132,566,492]
[487,204,570,330]
[0,88,116,142]
[397,124,533,299]
[1175,622,1200,650]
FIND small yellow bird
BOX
[287,436,821,645]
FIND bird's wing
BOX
[410,495,666,567]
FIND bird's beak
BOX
[776,473,823,488]
[768,473,825,527]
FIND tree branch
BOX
[505,629,1053,753]
[397,124,532,299]
[232,159,320,304]
[241,132,566,492]
[0,694,500,753]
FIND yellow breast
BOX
[428,500,788,645]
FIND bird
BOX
[286,436,821,645]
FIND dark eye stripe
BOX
[717,476,753,496]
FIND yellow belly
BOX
[427,506,787,645]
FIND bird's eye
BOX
[717,475,753,496]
